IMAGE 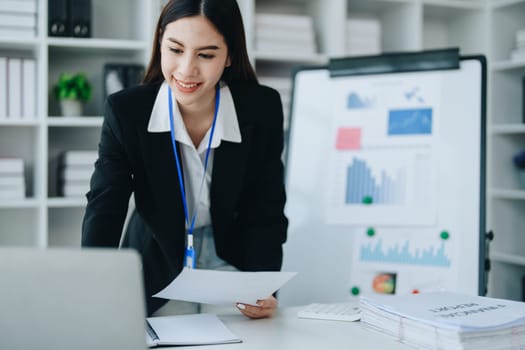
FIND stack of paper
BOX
[0,158,25,200]
[346,17,382,56]
[58,150,97,197]
[0,0,37,39]
[360,291,525,350]
[255,13,317,55]
[510,29,525,62]
[258,76,292,131]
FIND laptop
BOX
[0,247,147,350]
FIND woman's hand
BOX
[236,296,277,319]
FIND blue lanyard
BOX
[167,84,220,269]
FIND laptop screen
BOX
[0,247,146,350]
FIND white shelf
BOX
[0,199,41,209]
[422,0,484,10]
[490,0,525,9]
[0,37,40,49]
[490,124,525,134]
[47,197,87,208]
[254,51,328,64]
[491,251,525,266]
[47,117,103,127]
[490,189,525,200]
[491,60,525,71]
[0,119,40,127]
[47,37,148,51]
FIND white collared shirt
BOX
[148,81,242,228]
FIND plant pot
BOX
[60,99,83,116]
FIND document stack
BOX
[258,76,292,131]
[345,17,381,57]
[360,291,525,350]
[510,29,525,62]
[58,150,97,197]
[0,158,25,200]
[255,13,317,56]
[0,0,37,39]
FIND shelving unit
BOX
[0,0,155,248]
[487,0,525,301]
[1,0,525,301]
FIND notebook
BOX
[146,313,241,347]
[0,247,147,350]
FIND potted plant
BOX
[54,72,92,116]
[512,148,525,188]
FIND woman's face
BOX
[160,15,231,110]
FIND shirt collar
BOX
[147,82,242,149]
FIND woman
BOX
[81,0,288,319]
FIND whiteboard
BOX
[279,55,486,306]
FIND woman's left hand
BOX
[236,296,277,319]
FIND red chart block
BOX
[336,127,361,150]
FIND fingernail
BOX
[237,303,246,310]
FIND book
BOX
[0,175,24,187]
[0,26,35,39]
[0,185,25,199]
[60,167,93,182]
[0,0,37,13]
[59,150,98,166]
[0,158,24,174]
[0,13,36,28]
[360,291,525,350]
[146,313,241,347]
[61,182,90,197]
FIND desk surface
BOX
[165,307,410,350]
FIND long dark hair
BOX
[142,0,257,84]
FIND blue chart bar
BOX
[345,158,405,204]
[388,108,433,135]
[360,239,451,267]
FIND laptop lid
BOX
[0,247,146,350]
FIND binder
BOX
[522,77,525,123]
[0,57,6,119]
[22,58,36,119]
[68,0,91,37]
[48,0,69,36]
[103,63,145,98]
[7,57,22,119]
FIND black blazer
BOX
[81,81,288,315]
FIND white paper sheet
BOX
[153,268,297,305]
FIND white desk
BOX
[165,307,411,349]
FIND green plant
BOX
[54,73,92,102]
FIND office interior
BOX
[1,0,525,315]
